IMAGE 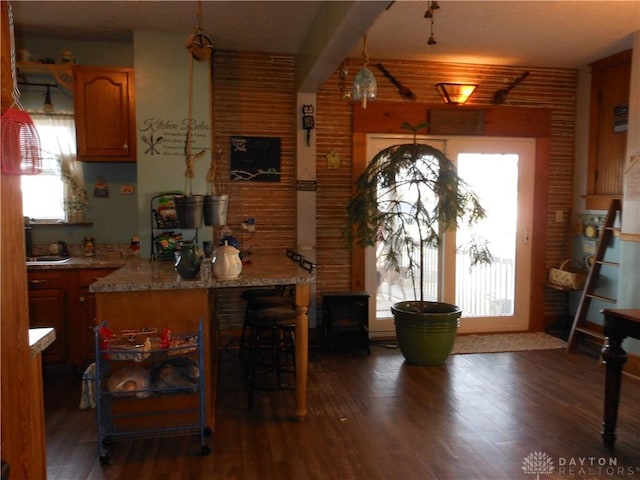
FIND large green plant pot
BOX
[391,301,461,366]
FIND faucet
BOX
[58,241,69,257]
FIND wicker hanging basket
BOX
[1,2,42,175]
[548,259,587,290]
[1,108,42,175]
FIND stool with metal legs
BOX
[245,306,297,411]
[239,286,292,358]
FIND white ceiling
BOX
[10,0,640,71]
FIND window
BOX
[21,114,83,221]
[21,144,64,220]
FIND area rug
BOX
[450,332,566,355]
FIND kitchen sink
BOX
[26,256,72,265]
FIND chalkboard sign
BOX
[230,136,281,182]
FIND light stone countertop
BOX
[26,255,135,270]
[29,328,56,357]
[90,250,316,293]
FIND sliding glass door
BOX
[366,135,535,336]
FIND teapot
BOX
[212,241,242,280]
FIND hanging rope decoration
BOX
[185,1,215,62]
[1,2,42,175]
[183,0,214,194]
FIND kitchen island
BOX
[90,251,315,432]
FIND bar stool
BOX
[239,287,293,357]
[245,306,297,411]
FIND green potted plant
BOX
[60,160,89,223]
[345,122,492,365]
[173,128,205,229]
[203,145,229,227]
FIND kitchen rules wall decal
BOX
[230,136,281,182]
[139,117,210,157]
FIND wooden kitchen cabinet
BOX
[586,49,631,210]
[75,268,116,366]
[74,66,136,162]
[27,271,68,363]
[27,267,116,368]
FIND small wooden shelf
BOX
[29,222,93,227]
[16,61,73,91]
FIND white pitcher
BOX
[212,241,242,280]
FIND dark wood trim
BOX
[530,137,550,331]
[353,102,552,137]
[588,48,633,69]
[584,194,623,211]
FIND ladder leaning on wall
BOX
[567,199,622,353]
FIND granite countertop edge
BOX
[29,328,56,357]
[26,255,137,270]
[89,254,316,293]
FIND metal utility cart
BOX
[94,319,210,464]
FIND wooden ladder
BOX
[567,199,622,353]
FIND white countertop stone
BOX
[26,255,133,270]
[29,328,56,357]
[90,250,315,293]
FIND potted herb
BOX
[345,122,491,365]
[60,160,89,223]
[203,145,229,226]
[173,121,206,229]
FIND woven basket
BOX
[549,259,587,290]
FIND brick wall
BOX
[210,52,577,330]
[316,58,577,322]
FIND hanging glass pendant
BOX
[351,67,377,109]
[352,34,377,109]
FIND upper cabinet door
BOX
[586,50,631,210]
[74,66,136,162]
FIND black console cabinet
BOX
[322,292,370,354]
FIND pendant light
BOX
[1,1,42,175]
[43,85,54,113]
[351,34,377,109]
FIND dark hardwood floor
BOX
[44,346,640,479]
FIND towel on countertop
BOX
[80,362,96,409]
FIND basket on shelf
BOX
[153,210,180,229]
[548,259,587,290]
[97,325,198,362]
[154,231,183,261]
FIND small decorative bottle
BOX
[83,236,95,256]
[129,235,140,256]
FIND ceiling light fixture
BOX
[435,82,478,105]
[351,34,377,109]
[43,85,54,113]
[424,0,440,45]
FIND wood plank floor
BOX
[44,346,640,479]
